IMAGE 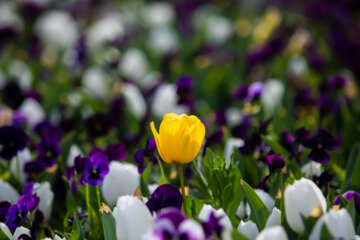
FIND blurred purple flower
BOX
[146,184,182,213]
[82,153,109,185]
[246,82,264,102]
[134,138,156,173]
[35,136,61,168]
[266,154,286,173]
[333,191,360,213]
[203,129,225,156]
[17,182,40,212]
[0,201,10,222]
[327,75,348,90]
[202,211,224,238]
[85,113,113,139]
[0,126,28,160]
[303,128,339,163]
[1,82,24,109]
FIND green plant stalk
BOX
[178,164,188,216]
[96,185,101,209]
[86,184,93,236]
[279,172,285,222]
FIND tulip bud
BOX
[309,209,355,240]
[101,162,139,206]
[112,195,153,240]
[256,226,288,240]
[284,178,327,233]
[265,207,281,228]
[150,113,205,165]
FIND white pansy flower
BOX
[122,83,147,119]
[34,181,54,221]
[199,204,232,230]
[19,98,45,128]
[205,16,233,44]
[120,48,149,82]
[261,79,284,113]
[301,162,322,178]
[148,26,178,55]
[82,67,110,99]
[10,148,32,184]
[142,2,174,27]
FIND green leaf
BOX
[204,148,215,170]
[101,210,117,240]
[345,144,360,190]
[232,231,251,240]
[241,180,270,230]
[346,198,356,224]
[0,227,10,240]
[183,195,204,219]
[71,213,84,240]
[140,175,150,198]
[261,135,290,160]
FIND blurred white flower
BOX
[35,11,78,49]
[284,178,327,233]
[34,181,54,221]
[143,2,174,27]
[54,235,66,240]
[254,189,275,212]
[261,79,284,113]
[141,72,161,90]
[199,204,232,230]
[205,16,233,44]
[9,61,32,90]
[122,83,147,119]
[87,13,124,50]
[120,48,149,82]
[148,26,178,55]
[0,2,22,31]
[66,145,83,167]
[225,107,242,127]
[151,84,188,119]
[148,184,159,195]
[287,55,308,80]
[301,162,322,178]
[82,67,110,99]
[265,207,281,228]
[113,195,153,240]
[256,226,288,240]
[224,138,244,167]
[236,200,246,219]
[309,209,355,240]
[102,162,140,206]
[0,179,19,203]
[10,148,32,184]
[19,98,45,128]
[237,220,259,240]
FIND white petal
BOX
[122,83,147,119]
[142,2,174,27]
[34,181,54,221]
[66,145,83,167]
[301,162,322,178]
[19,98,45,128]
[0,223,12,239]
[82,67,110,99]
[199,204,232,230]
[10,148,32,184]
[0,180,19,203]
[113,195,153,240]
[254,189,275,211]
[265,207,281,228]
[102,162,140,206]
[237,220,259,240]
[256,226,288,240]
[120,48,149,82]
[261,79,284,113]
[224,138,244,168]
[236,200,246,219]
[178,219,205,240]
[13,226,31,240]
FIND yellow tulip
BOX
[150,113,205,165]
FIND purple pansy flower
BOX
[266,154,286,173]
[134,138,157,174]
[35,136,61,168]
[0,201,10,222]
[303,128,339,163]
[146,184,182,213]
[327,74,348,90]
[176,75,194,108]
[333,191,360,213]
[17,182,40,212]
[85,113,113,139]
[66,155,87,193]
[147,208,205,240]
[201,211,224,238]
[34,120,61,141]
[0,126,28,160]
[82,153,109,185]
[6,203,28,229]
[246,82,264,102]
[105,143,127,161]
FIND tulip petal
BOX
[150,122,168,162]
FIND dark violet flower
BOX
[203,129,225,156]
[0,201,10,222]
[233,85,248,100]
[105,143,127,161]
[146,184,182,213]
[85,113,113,139]
[134,138,156,173]
[34,120,61,141]
[6,203,28,229]
[313,170,335,196]
[327,75,348,90]
[0,126,28,160]
[202,211,224,238]
[214,111,227,126]
[82,153,109,185]
[231,115,251,140]
[333,191,360,213]
[294,87,316,109]
[280,131,295,154]
[246,82,264,102]
[1,82,24,109]
[303,128,339,163]
[149,208,205,240]
[35,136,61,168]
[65,155,87,193]
[176,75,194,108]
[266,154,286,173]
[17,182,40,212]
[295,127,311,143]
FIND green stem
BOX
[156,155,168,182]
[178,164,188,216]
[279,172,285,223]
[86,184,92,234]
[96,185,101,209]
